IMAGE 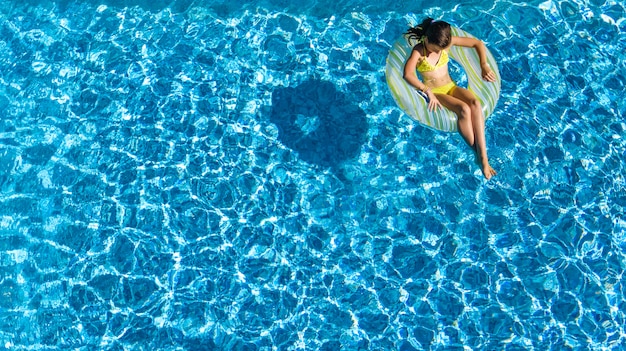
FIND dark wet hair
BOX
[405,18,451,47]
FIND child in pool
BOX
[403,18,497,180]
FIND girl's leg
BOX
[437,89,496,179]
[450,87,487,159]
[435,94,475,148]
[451,87,496,179]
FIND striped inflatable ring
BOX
[385,27,501,132]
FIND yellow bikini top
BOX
[416,45,449,72]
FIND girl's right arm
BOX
[403,47,429,91]
[403,47,441,111]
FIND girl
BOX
[403,18,497,179]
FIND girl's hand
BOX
[426,91,441,111]
[481,64,496,82]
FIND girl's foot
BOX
[472,144,496,180]
[481,160,497,180]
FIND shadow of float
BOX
[270,79,368,169]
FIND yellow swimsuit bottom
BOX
[430,81,457,95]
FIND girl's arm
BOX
[403,47,441,111]
[403,47,430,92]
[450,36,496,82]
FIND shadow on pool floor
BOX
[269,79,368,169]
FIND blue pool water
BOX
[0,0,625,349]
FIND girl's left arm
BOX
[450,36,496,82]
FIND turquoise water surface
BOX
[0,0,625,350]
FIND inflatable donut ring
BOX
[385,27,501,132]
